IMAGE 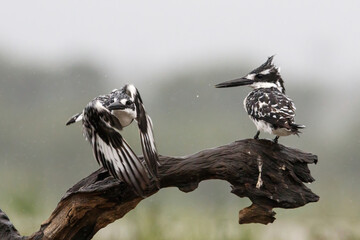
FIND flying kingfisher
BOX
[215,56,305,143]
[66,84,160,197]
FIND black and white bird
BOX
[66,84,160,197]
[215,56,305,143]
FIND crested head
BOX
[245,56,285,93]
[249,55,275,74]
[215,56,286,93]
[109,90,136,111]
[108,92,136,127]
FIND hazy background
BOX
[0,1,360,239]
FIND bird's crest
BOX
[250,55,275,75]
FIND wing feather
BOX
[247,89,298,130]
[83,101,150,197]
[131,89,160,184]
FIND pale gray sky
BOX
[0,1,359,84]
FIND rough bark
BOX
[0,139,319,240]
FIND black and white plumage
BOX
[215,56,305,143]
[66,84,160,197]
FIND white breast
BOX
[243,93,250,111]
[250,117,293,136]
[251,118,274,135]
[112,109,136,127]
[272,127,293,136]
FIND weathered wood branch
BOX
[0,139,319,240]
[0,209,24,240]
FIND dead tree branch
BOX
[0,139,319,240]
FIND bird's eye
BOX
[125,100,132,105]
[256,74,264,79]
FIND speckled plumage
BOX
[244,87,301,136]
[216,56,305,142]
[66,84,160,197]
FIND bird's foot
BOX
[273,136,279,144]
[254,131,260,140]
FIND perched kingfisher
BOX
[215,56,305,143]
[66,84,160,197]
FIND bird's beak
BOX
[215,77,254,88]
[108,102,127,110]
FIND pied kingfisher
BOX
[66,84,160,197]
[215,56,305,143]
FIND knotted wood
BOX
[0,139,319,240]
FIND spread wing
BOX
[125,85,160,183]
[83,100,150,197]
[246,89,296,130]
[137,102,159,180]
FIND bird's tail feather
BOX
[66,113,83,126]
[290,123,305,136]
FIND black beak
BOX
[215,77,254,88]
[108,102,127,111]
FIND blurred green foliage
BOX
[0,53,359,239]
